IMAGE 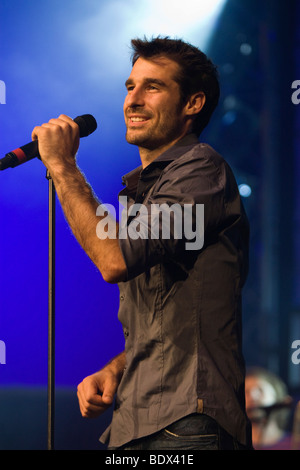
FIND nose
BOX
[125,85,145,108]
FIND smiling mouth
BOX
[130,117,148,122]
[127,113,151,124]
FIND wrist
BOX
[107,352,126,380]
[44,156,79,184]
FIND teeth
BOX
[131,117,146,122]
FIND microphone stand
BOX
[46,169,55,450]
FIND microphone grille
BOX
[74,114,97,137]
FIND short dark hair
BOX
[130,36,220,136]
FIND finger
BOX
[56,114,80,133]
[32,115,76,138]
[58,114,73,123]
[78,397,103,418]
[77,387,107,418]
[31,122,62,141]
[31,125,42,141]
[46,118,77,136]
[77,379,105,408]
[48,116,73,127]
[102,377,118,404]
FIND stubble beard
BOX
[125,106,185,151]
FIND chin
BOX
[126,130,150,146]
[125,127,171,150]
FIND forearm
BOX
[105,350,126,381]
[31,114,127,283]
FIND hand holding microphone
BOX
[0,114,97,171]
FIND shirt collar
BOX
[153,132,199,163]
[121,133,199,190]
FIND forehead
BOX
[127,56,180,83]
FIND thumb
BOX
[102,377,118,404]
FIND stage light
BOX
[240,43,252,56]
[222,111,237,126]
[70,0,228,79]
[138,0,228,46]
[238,184,252,198]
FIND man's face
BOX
[123,56,188,151]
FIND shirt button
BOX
[120,295,125,301]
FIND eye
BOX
[146,84,159,92]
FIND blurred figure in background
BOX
[245,367,293,450]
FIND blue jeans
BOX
[115,414,250,450]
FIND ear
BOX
[184,91,206,117]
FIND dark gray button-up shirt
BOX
[101,133,252,448]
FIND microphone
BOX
[0,114,97,171]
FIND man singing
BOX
[32,37,252,450]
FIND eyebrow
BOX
[125,77,168,88]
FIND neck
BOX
[139,132,190,168]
